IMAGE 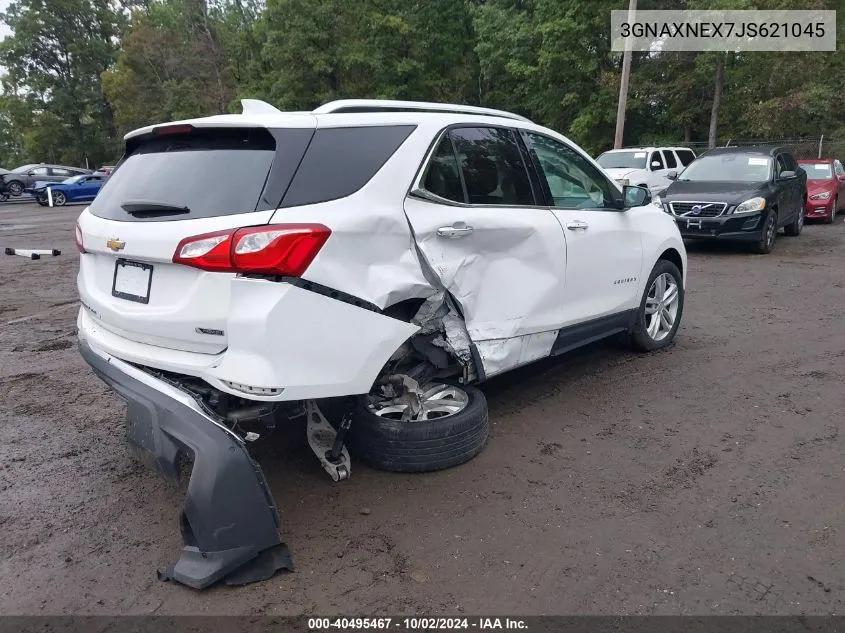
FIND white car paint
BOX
[76,99,686,398]
[598,147,696,196]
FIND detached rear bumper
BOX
[78,339,292,589]
[674,212,764,241]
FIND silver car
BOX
[2,163,92,197]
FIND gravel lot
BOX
[1,200,843,616]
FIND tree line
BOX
[0,0,843,169]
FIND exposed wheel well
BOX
[658,247,683,277]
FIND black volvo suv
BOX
[655,146,808,254]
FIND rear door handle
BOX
[436,223,474,239]
[565,220,589,231]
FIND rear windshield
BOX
[90,124,417,221]
[89,128,278,221]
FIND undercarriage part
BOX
[79,340,293,589]
[306,400,351,481]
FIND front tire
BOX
[827,200,837,224]
[351,382,489,473]
[629,259,684,352]
[50,191,67,206]
[752,211,777,254]
[6,181,23,197]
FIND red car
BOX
[798,158,845,223]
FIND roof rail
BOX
[313,99,532,123]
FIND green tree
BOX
[0,0,123,166]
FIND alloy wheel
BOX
[369,383,470,422]
[644,272,680,342]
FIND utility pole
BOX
[614,0,637,149]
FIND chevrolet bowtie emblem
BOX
[106,238,125,252]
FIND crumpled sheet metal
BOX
[403,199,566,342]
[474,331,557,379]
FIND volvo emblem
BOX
[106,238,126,252]
[691,205,702,216]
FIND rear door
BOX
[521,131,642,328]
[49,167,72,183]
[403,125,567,358]
[77,123,316,354]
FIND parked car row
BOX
[0,162,115,204]
[597,144,845,254]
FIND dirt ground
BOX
[1,200,843,616]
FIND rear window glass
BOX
[90,128,279,222]
[279,125,416,208]
[675,150,696,166]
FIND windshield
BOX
[799,163,833,180]
[64,175,85,184]
[597,151,647,170]
[12,164,37,173]
[680,154,771,182]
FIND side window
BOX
[835,160,844,176]
[524,132,615,210]
[280,125,416,208]
[422,135,465,203]
[782,153,797,171]
[32,167,48,175]
[662,150,678,169]
[676,150,696,166]
[449,127,534,206]
[51,168,72,177]
[776,155,788,177]
[649,151,665,171]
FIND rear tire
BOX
[752,211,777,254]
[350,383,489,473]
[784,204,804,236]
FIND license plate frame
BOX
[112,259,153,304]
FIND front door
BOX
[520,131,643,329]
[403,125,568,375]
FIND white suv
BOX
[596,146,697,195]
[75,99,687,589]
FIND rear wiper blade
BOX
[121,200,190,217]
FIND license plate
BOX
[112,259,153,304]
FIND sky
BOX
[0,0,10,40]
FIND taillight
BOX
[172,224,331,276]
[75,223,86,253]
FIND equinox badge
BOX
[106,238,126,252]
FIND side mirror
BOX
[838,174,845,182]
[623,184,651,208]
[651,161,662,169]
[666,170,678,180]
[779,170,796,179]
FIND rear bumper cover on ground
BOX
[78,339,292,589]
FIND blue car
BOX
[28,173,107,207]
